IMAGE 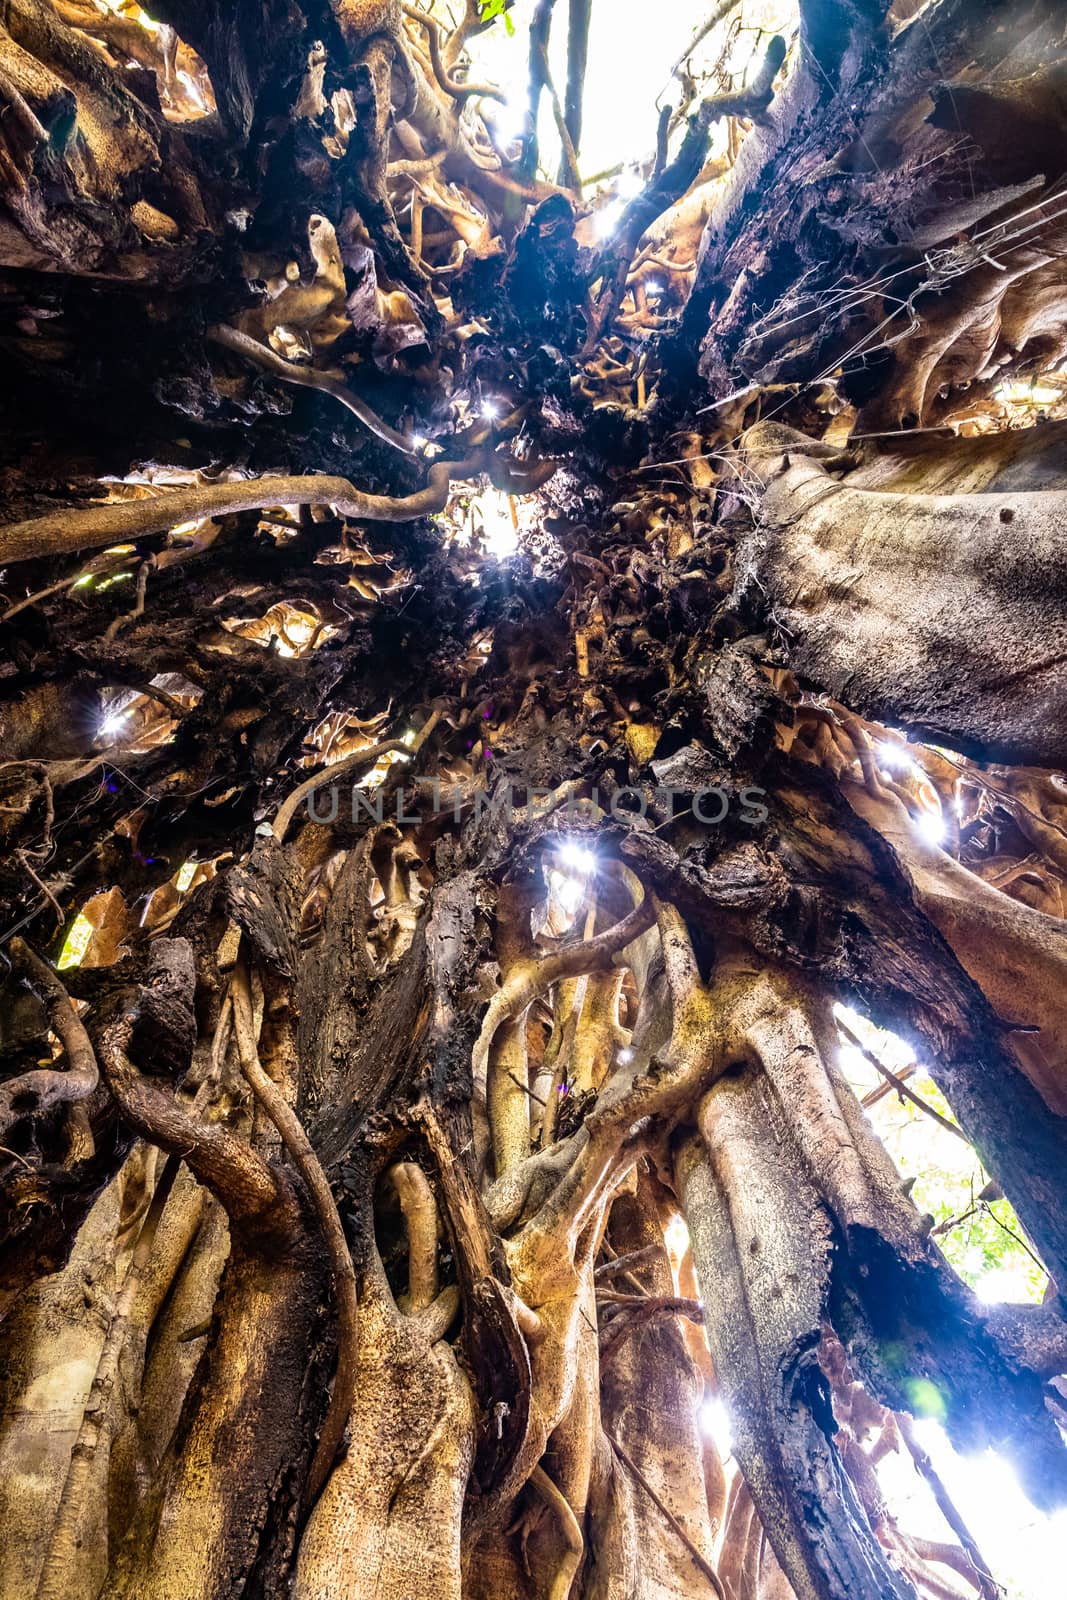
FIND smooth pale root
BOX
[89,1001,328,1600]
[742,422,1067,769]
[0,462,481,567]
[107,1199,230,1550]
[675,953,1064,1600]
[0,1178,124,1600]
[294,1316,474,1600]
[0,1155,207,1600]
[843,778,1067,1121]
[677,1083,856,1600]
[587,1175,718,1600]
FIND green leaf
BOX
[478,0,515,34]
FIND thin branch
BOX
[598,1294,704,1367]
[607,1431,726,1598]
[595,1289,700,1307]
[559,0,591,184]
[836,1015,969,1145]
[667,0,741,80]
[594,1244,660,1280]
[272,710,440,841]
[981,1201,1046,1274]
[0,939,99,1138]
[208,325,417,455]
[508,1069,548,1107]
[1,574,80,623]
[103,556,153,641]
[0,461,483,567]
[862,1058,917,1110]
[15,852,65,927]
[403,6,506,102]
[897,1413,999,1600]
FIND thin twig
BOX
[607,1431,726,1597]
[897,1413,1000,1600]
[1,575,79,623]
[981,1202,1046,1274]
[103,557,152,641]
[272,710,440,842]
[508,1069,548,1107]
[836,1016,969,1145]
[15,853,64,927]
[598,1294,704,1367]
[667,0,741,80]
[208,325,416,455]
[594,1244,660,1279]
[403,6,506,102]
[0,1144,37,1172]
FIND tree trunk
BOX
[2,1,1067,1597]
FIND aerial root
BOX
[230,962,359,1505]
[1,938,99,1140]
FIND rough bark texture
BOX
[739,422,1067,768]
[2,1,1067,1598]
